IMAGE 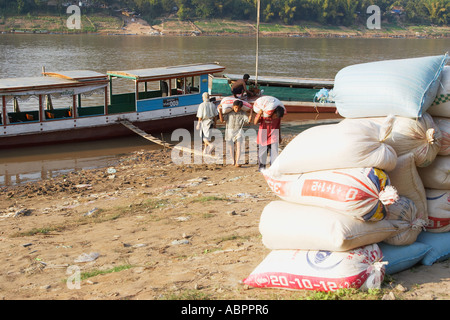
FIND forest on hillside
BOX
[1,0,448,26]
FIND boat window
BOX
[188,76,200,93]
[5,96,40,123]
[174,76,200,95]
[136,76,201,100]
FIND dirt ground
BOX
[120,16,156,35]
[0,138,449,301]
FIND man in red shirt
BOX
[253,106,284,171]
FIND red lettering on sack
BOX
[244,271,370,292]
[301,179,375,202]
[264,175,288,196]
[427,216,450,229]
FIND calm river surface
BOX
[0,34,448,185]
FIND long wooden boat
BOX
[0,64,225,149]
[210,73,336,113]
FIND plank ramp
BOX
[119,120,217,160]
[120,119,172,147]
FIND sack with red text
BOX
[425,189,450,233]
[252,95,286,117]
[383,196,427,245]
[267,115,397,176]
[243,244,386,292]
[418,156,450,190]
[433,117,450,156]
[262,167,398,222]
[342,113,442,167]
[219,96,253,114]
[259,201,397,252]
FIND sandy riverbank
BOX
[0,136,449,300]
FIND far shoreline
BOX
[1,30,449,40]
[1,14,449,39]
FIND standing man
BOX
[219,100,252,167]
[196,92,218,155]
[254,105,284,171]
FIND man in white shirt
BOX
[196,92,218,155]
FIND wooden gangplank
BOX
[119,120,218,160]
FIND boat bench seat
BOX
[8,111,40,123]
[45,108,72,120]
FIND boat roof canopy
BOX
[107,64,226,81]
[224,73,334,88]
[42,70,108,82]
[0,70,108,96]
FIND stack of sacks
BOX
[329,54,450,275]
[408,65,450,270]
[338,112,441,242]
[420,66,450,234]
[244,55,450,291]
[243,117,400,292]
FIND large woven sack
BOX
[331,54,448,118]
[218,96,252,114]
[342,113,442,167]
[417,155,450,189]
[417,231,450,265]
[262,167,397,222]
[267,116,397,176]
[432,117,450,155]
[428,66,450,117]
[378,242,432,275]
[425,189,450,233]
[259,201,397,252]
[383,196,427,246]
[386,153,428,221]
[243,245,386,292]
[252,95,286,117]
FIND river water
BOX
[0,34,448,185]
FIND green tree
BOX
[421,0,449,25]
[176,0,194,20]
[263,2,276,22]
[320,0,342,24]
[192,0,215,18]
[279,0,297,24]
[339,0,358,26]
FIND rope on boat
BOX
[118,120,218,160]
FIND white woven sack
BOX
[243,245,386,292]
[259,201,397,252]
[417,155,450,189]
[218,96,252,114]
[342,113,442,167]
[386,153,428,220]
[433,117,450,155]
[331,54,448,118]
[428,66,450,117]
[425,189,450,233]
[252,95,286,117]
[383,196,427,246]
[267,116,397,176]
[262,167,398,222]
